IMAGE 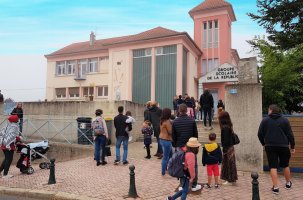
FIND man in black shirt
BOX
[114,106,131,165]
[200,90,214,130]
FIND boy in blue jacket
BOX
[202,132,222,189]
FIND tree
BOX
[248,39,303,113]
[248,0,303,50]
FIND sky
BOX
[0,0,265,102]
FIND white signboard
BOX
[200,63,239,83]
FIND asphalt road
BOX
[0,195,39,200]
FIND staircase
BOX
[136,120,221,145]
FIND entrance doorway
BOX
[209,89,219,117]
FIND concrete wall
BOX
[225,83,263,172]
[0,101,145,144]
[238,57,258,84]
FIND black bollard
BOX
[48,159,56,185]
[251,172,260,200]
[128,165,138,198]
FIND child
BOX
[202,133,222,189]
[125,111,135,142]
[141,120,153,159]
[167,137,201,200]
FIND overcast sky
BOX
[0,0,264,102]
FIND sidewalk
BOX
[0,142,302,200]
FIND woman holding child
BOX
[159,108,172,175]
[219,111,238,184]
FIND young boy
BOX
[141,120,153,159]
[202,133,222,189]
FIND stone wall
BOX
[0,101,145,144]
[225,83,263,172]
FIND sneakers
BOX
[214,184,219,189]
[145,155,151,159]
[285,181,292,189]
[96,161,101,166]
[191,184,202,191]
[2,174,13,179]
[271,187,279,195]
[178,187,183,191]
[166,196,172,200]
[123,161,129,165]
[114,160,120,165]
[204,184,211,189]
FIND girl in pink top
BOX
[167,137,201,200]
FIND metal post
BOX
[48,159,56,185]
[251,172,260,200]
[128,165,138,198]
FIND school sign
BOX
[200,63,239,83]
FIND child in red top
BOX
[0,115,21,179]
[167,137,201,200]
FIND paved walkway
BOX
[0,142,302,200]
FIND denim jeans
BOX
[203,107,212,127]
[156,136,163,154]
[160,139,172,175]
[94,135,106,162]
[172,177,189,200]
[116,136,129,162]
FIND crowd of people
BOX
[0,97,296,198]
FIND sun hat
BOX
[186,137,201,148]
[8,115,19,123]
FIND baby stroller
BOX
[16,140,50,174]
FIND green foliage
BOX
[248,0,303,50]
[249,39,303,113]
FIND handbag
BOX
[105,146,111,157]
[232,133,240,145]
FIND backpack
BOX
[167,150,185,178]
[92,118,105,136]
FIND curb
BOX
[0,186,100,200]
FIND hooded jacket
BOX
[202,142,222,166]
[144,106,162,137]
[258,113,295,149]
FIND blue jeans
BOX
[156,136,163,154]
[94,135,106,162]
[116,136,129,162]
[172,177,189,200]
[160,139,172,175]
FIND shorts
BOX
[265,146,291,169]
[207,164,219,176]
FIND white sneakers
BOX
[2,174,13,179]
[191,184,202,191]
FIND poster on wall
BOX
[200,63,239,83]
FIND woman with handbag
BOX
[219,111,238,184]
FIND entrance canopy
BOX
[199,63,239,83]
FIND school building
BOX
[45,0,257,109]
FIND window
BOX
[68,87,79,98]
[77,59,87,79]
[203,22,207,48]
[55,88,66,98]
[56,61,66,76]
[97,86,108,97]
[67,61,75,75]
[202,59,207,75]
[156,47,163,55]
[208,21,213,48]
[88,58,98,73]
[208,59,214,72]
[214,20,219,48]
[214,58,219,68]
[145,49,151,56]
[83,87,94,97]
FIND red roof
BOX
[46,27,198,57]
[189,0,236,21]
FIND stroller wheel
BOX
[39,162,47,169]
[45,163,50,169]
[27,167,34,174]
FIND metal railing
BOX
[0,118,94,145]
